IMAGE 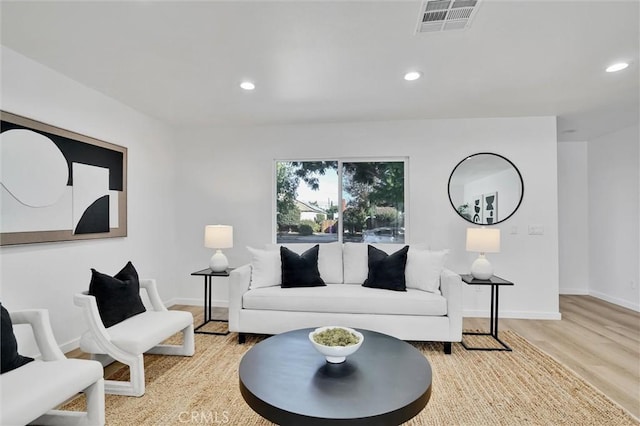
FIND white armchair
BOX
[0,309,105,426]
[74,278,194,397]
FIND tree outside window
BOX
[275,159,405,244]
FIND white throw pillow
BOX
[247,246,281,289]
[405,248,449,293]
[267,242,343,283]
[343,243,369,284]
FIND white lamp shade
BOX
[204,225,233,249]
[466,228,500,253]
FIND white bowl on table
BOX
[308,326,364,364]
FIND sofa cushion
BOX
[363,245,409,291]
[89,261,147,328]
[79,310,193,355]
[281,245,325,288]
[267,242,343,283]
[247,246,281,289]
[0,303,34,374]
[406,249,449,294]
[242,284,447,316]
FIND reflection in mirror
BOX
[448,153,524,225]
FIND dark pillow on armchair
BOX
[280,245,326,288]
[363,245,409,291]
[1,302,34,374]
[89,261,146,328]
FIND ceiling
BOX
[1,0,638,142]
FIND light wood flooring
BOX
[465,295,640,419]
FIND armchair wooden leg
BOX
[238,333,246,344]
[444,342,452,354]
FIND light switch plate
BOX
[528,225,544,235]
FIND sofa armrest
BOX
[440,268,463,341]
[73,293,137,361]
[10,309,66,361]
[228,264,251,332]
[139,279,168,312]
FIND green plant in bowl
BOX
[309,326,364,363]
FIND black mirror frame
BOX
[447,152,524,225]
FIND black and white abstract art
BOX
[470,192,499,225]
[482,192,498,225]
[0,111,127,245]
[472,195,483,224]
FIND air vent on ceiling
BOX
[416,0,481,33]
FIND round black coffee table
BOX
[239,328,432,425]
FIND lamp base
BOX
[209,250,229,272]
[470,254,493,280]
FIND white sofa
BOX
[229,242,462,353]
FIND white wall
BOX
[0,47,179,353]
[557,141,589,294]
[174,117,561,319]
[588,124,640,310]
[2,43,634,352]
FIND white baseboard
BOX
[168,297,229,308]
[589,291,640,312]
[559,288,589,295]
[463,309,562,320]
[61,337,80,354]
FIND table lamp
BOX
[466,227,500,280]
[204,225,233,272]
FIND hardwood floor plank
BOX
[466,295,640,418]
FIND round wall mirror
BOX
[448,153,524,225]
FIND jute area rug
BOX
[64,330,638,425]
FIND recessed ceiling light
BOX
[240,81,255,90]
[606,62,629,73]
[404,71,422,81]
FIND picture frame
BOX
[1,111,127,245]
[472,195,483,224]
[483,192,498,225]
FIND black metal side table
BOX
[461,274,513,351]
[190,268,233,335]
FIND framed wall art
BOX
[0,111,127,245]
[472,195,483,224]
[482,192,498,225]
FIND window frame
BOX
[273,157,409,244]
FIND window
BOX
[275,159,406,244]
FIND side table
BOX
[461,274,513,351]
[190,268,233,335]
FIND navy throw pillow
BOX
[363,245,409,291]
[89,261,147,328]
[1,302,34,374]
[280,245,326,288]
